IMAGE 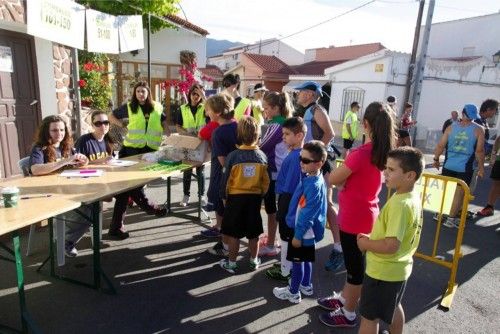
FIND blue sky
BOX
[179,0,499,53]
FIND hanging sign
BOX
[117,15,144,53]
[86,9,119,54]
[0,46,13,72]
[27,0,85,49]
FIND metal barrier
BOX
[413,173,473,309]
[333,158,473,309]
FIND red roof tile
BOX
[243,53,296,75]
[309,43,385,62]
[199,65,224,79]
[165,14,209,36]
[291,60,346,75]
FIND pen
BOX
[20,194,53,200]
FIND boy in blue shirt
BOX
[321,147,424,331]
[273,140,327,303]
[266,117,306,281]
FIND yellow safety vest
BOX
[342,110,358,140]
[123,102,164,150]
[251,99,264,125]
[234,97,251,120]
[180,103,205,134]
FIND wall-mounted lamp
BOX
[482,50,500,72]
[130,50,139,57]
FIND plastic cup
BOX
[2,186,20,208]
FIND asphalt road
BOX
[0,155,499,333]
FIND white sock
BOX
[337,293,346,305]
[222,243,228,250]
[342,307,356,320]
[333,242,342,252]
[280,242,292,275]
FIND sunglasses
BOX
[93,120,110,127]
[300,157,320,164]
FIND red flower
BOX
[78,79,87,88]
[83,62,94,72]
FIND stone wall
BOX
[52,44,76,127]
[0,0,25,24]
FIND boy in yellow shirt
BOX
[355,147,424,334]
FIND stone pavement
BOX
[0,155,499,333]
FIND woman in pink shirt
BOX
[318,102,396,328]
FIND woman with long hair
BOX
[258,91,293,258]
[108,81,169,239]
[29,115,91,257]
[318,102,396,328]
[175,83,207,207]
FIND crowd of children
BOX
[28,78,432,333]
[184,79,427,334]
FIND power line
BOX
[240,0,377,54]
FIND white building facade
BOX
[324,50,410,137]
[415,13,500,145]
[207,38,304,71]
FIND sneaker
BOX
[273,286,301,304]
[258,245,280,257]
[317,291,344,311]
[200,227,221,238]
[108,228,130,240]
[179,195,190,207]
[249,257,261,270]
[207,241,228,256]
[64,243,78,258]
[477,206,494,217]
[433,212,448,221]
[299,284,314,296]
[202,202,215,212]
[144,205,167,217]
[324,248,344,272]
[265,266,291,281]
[220,259,238,274]
[319,308,357,328]
[443,216,460,228]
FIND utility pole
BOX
[147,13,151,88]
[411,0,435,142]
[403,0,425,105]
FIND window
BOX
[340,88,365,121]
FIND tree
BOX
[76,0,179,33]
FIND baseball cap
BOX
[294,81,323,97]
[462,104,480,120]
[253,83,268,93]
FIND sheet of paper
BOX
[107,159,138,167]
[60,169,104,177]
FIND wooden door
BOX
[0,30,41,178]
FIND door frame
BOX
[0,29,42,178]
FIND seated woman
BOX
[29,115,91,258]
[75,110,115,164]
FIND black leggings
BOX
[340,230,365,285]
